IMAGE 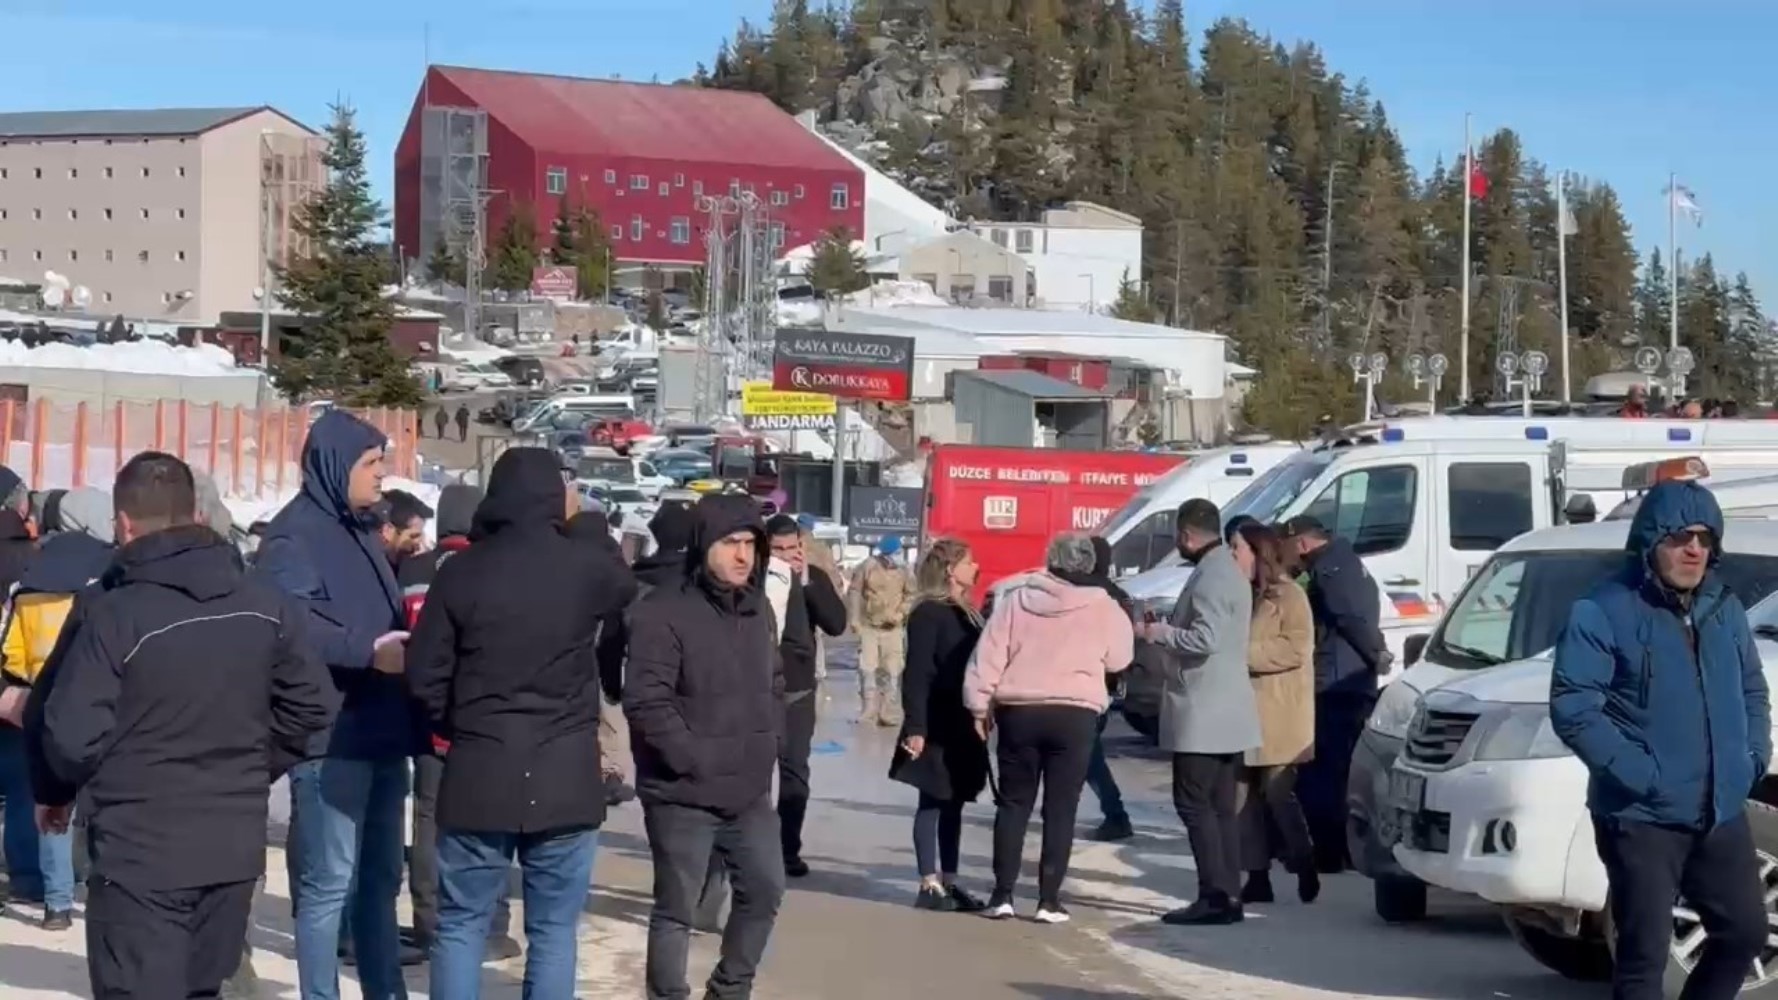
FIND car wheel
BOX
[1373,874,1428,923]
[1504,912,1613,982]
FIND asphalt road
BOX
[0,647,1610,999]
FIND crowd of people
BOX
[0,404,1770,1000]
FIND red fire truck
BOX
[923,445,1187,602]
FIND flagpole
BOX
[1459,113,1473,402]
[1557,170,1571,403]
[1668,170,1679,355]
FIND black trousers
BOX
[1596,812,1767,1000]
[86,875,256,1000]
[1238,764,1314,873]
[411,752,513,944]
[643,796,786,1000]
[991,704,1097,905]
[777,692,817,863]
[1173,752,1243,902]
[1297,692,1374,867]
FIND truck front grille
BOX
[1404,709,1480,767]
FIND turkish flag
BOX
[1467,159,1489,199]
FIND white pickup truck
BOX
[1373,517,1778,997]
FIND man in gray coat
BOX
[1137,498,1260,926]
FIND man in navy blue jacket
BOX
[1552,481,1771,1000]
[257,410,417,1000]
[1282,515,1390,873]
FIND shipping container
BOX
[923,444,1187,602]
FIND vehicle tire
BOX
[1373,874,1428,923]
[1602,800,1778,997]
[1504,913,1613,982]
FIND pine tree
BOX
[807,226,870,297]
[1108,269,1156,322]
[425,236,466,287]
[548,194,612,299]
[269,103,419,407]
[487,204,540,294]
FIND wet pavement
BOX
[0,649,1609,999]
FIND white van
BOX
[512,393,636,433]
[1373,517,1778,996]
[1095,442,1302,578]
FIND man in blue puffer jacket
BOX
[1552,479,1771,1000]
[256,410,418,1000]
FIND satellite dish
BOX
[1496,353,1520,376]
[1427,353,1450,377]
[1634,346,1663,374]
[71,286,91,309]
[1523,350,1550,377]
[40,285,65,309]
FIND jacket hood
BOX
[105,524,243,602]
[301,410,386,522]
[20,530,113,594]
[191,470,234,537]
[648,502,697,555]
[57,487,114,544]
[688,493,767,585]
[633,549,687,588]
[436,483,483,538]
[1625,480,1724,581]
[474,447,566,536]
[1013,572,1110,617]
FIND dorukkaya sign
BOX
[772,331,915,403]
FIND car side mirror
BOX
[1404,633,1430,666]
[1564,494,1598,525]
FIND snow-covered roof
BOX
[0,337,243,376]
[825,311,991,359]
[838,305,1222,342]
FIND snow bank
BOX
[0,326,241,376]
[846,280,949,309]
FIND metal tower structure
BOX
[424,107,492,339]
[692,190,775,422]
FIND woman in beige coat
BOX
[1230,522,1319,905]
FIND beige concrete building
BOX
[0,107,322,324]
[883,230,1033,305]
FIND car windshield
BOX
[576,458,633,482]
[1223,451,1336,524]
[1430,549,1778,670]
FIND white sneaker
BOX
[985,900,1016,920]
[1034,904,1071,925]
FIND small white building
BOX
[968,201,1143,313]
[795,113,952,257]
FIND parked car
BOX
[650,448,714,486]
[587,417,655,455]
[494,354,546,386]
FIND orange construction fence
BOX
[0,400,420,497]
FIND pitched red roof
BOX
[432,65,853,172]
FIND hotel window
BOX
[103,292,112,303]
[771,190,787,207]
[610,225,623,240]
[176,251,187,262]
[138,250,149,262]
[1,168,9,178]
[0,250,7,263]
[104,250,113,262]
[693,180,704,197]
[141,167,150,178]
[68,209,77,220]
[31,208,41,220]
[140,209,149,220]
[68,168,77,179]
[545,167,568,195]
[104,167,113,178]
[830,184,850,210]
[793,183,804,199]
[769,222,785,249]
[177,166,186,177]
[1015,229,1035,254]
[0,209,6,220]
[33,250,43,261]
[176,208,186,220]
[103,208,113,220]
[658,181,669,196]
[630,216,646,241]
[33,168,42,179]
[604,169,617,184]
[669,217,690,245]
[674,173,685,188]
[161,292,171,304]
[630,174,649,190]
[68,249,78,262]
[990,228,1007,248]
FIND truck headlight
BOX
[1367,680,1420,739]
[1473,705,1573,761]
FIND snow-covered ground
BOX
[0,323,244,376]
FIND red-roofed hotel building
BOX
[393,65,864,275]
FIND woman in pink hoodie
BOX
[964,533,1134,924]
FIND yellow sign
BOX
[741,381,836,418]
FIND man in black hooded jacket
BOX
[626,493,786,1000]
[27,452,335,997]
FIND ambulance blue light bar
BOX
[1230,453,1248,464]
[1381,428,1405,442]
[1669,428,1693,442]
[1524,426,1549,440]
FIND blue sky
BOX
[3,0,1769,300]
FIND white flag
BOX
[1557,175,1579,237]
[1668,182,1704,227]
[1559,203,1579,237]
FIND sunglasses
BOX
[1662,528,1715,550]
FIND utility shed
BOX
[951,368,1112,450]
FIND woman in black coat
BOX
[891,537,991,912]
